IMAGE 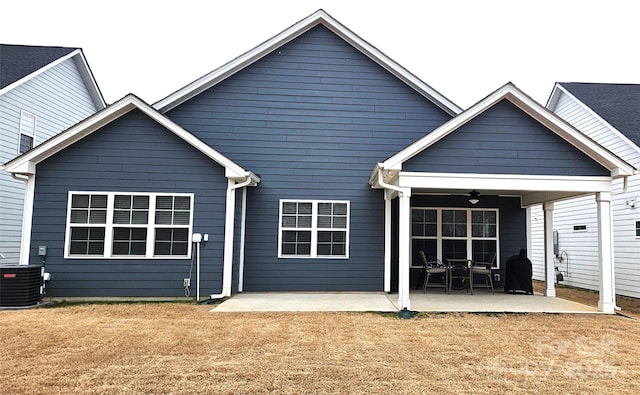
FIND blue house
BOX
[2,11,633,312]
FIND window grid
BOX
[279,200,349,258]
[66,192,193,259]
[411,207,499,268]
[17,110,36,154]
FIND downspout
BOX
[208,176,254,300]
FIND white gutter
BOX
[209,176,255,300]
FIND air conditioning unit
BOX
[0,265,43,308]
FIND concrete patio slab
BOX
[210,291,602,314]
[211,292,397,312]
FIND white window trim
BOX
[18,110,37,154]
[64,191,194,259]
[278,199,350,259]
[410,207,500,268]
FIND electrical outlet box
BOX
[38,246,47,256]
[183,278,190,287]
[494,273,500,282]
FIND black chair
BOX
[418,251,447,293]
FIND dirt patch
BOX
[2,297,639,394]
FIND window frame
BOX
[17,110,37,154]
[635,221,640,239]
[411,207,500,268]
[278,199,350,259]
[64,191,194,259]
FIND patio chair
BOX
[419,251,447,293]
[469,252,495,294]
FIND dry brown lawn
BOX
[2,288,640,394]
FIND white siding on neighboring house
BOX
[0,57,100,263]
[530,89,640,299]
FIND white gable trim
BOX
[153,9,461,116]
[381,83,635,177]
[2,94,259,183]
[0,49,105,109]
[548,83,640,156]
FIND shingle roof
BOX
[560,82,640,146]
[0,44,78,89]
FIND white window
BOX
[65,192,193,259]
[411,207,499,268]
[18,110,36,154]
[278,200,349,258]
[635,221,640,238]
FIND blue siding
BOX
[166,25,452,291]
[30,110,229,297]
[404,100,610,176]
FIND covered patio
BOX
[369,84,635,313]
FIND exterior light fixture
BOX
[468,190,480,205]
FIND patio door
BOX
[411,207,499,267]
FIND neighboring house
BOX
[3,11,633,313]
[529,83,640,299]
[0,44,105,264]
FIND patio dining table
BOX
[445,258,473,292]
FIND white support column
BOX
[384,192,392,292]
[596,192,615,314]
[221,179,237,298]
[19,174,36,265]
[543,202,556,297]
[397,188,412,310]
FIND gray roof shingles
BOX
[0,44,77,89]
[560,82,640,146]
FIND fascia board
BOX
[4,95,255,181]
[507,86,635,176]
[383,83,512,170]
[0,49,82,98]
[552,83,640,157]
[154,10,461,115]
[73,50,107,109]
[398,171,613,193]
[383,83,635,176]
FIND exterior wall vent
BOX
[0,265,43,308]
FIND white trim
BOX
[153,10,460,116]
[3,94,260,183]
[410,207,500,268]
[17,110,37,154]
[0,49,105,108]
[549,83,640,156]
[63,191,194,259]
[381,83,634,177]
[277,199,350,259]
[397,172,612,193]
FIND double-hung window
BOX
[18,110,36,154]
[65,192,193,258]
[279,200,349,258]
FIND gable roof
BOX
[374,82,635,181]
[2,94,259,183]
[549,82,640,146]
[0,44,105,108]
[153,9,461,116]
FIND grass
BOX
[1,289,639,394]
